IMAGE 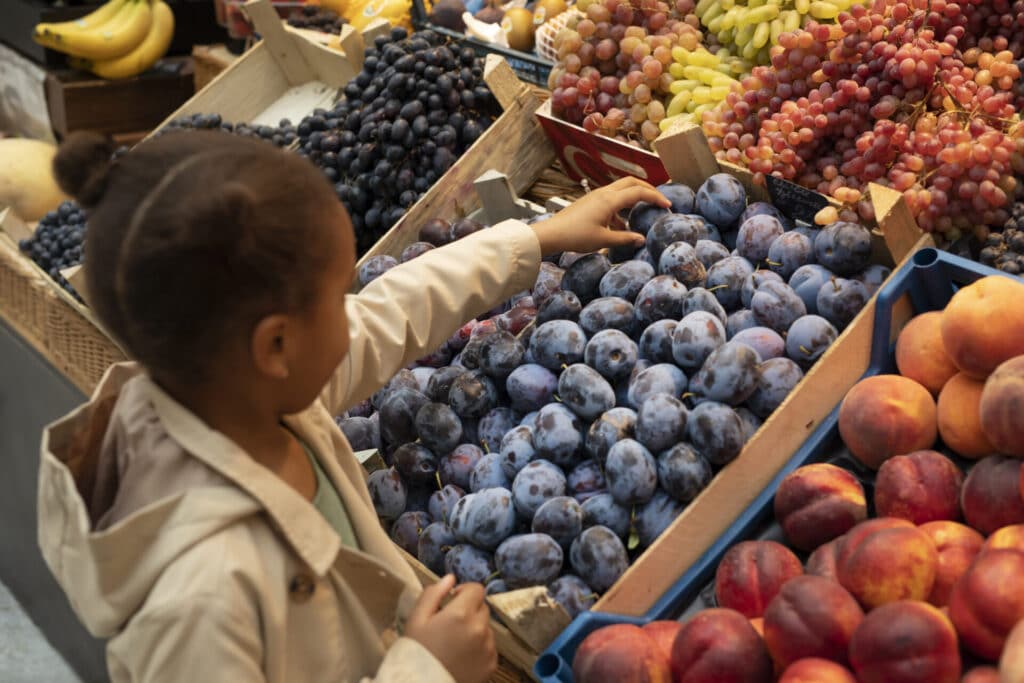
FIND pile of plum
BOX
[338,174,890,617]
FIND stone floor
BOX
[0,579,82,683]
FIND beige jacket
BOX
[37,221,541,683]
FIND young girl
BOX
[38,129,667,682]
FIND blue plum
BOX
[416,345,451,368]
[579,296,636,337]
[367,467,407,521]
[426,366,466,403]
[512,459,568,519]
[788,263,834,314]
[585,329,639,382]
[558,364,616,421]
[816,277,869,330]
[605,439,658,505]
[338,416,381,452]
[658,182,697,213]
[736,407,763,442]
[628,201,671,235]
[747,357,805,419]
[726,309,758,337]
[567,460,607,497]
[358,254,399,287]
[500,425,536,479]
[627,363,689,408]
[853,263,892,295]
[580,493,631,540]
[633,275,687,327]
[444,544,495,584]
[529,320,588,371]
[478,331,525,380]
[532,261,565,305]
[814,221,872,275]
[731,326,785,360]
[401,241,435,262]
[478,407,518,453]
[570,525,630,592]
[379,386,430,446]
[415,403,463,454]
[418,521,456,575]
[657,443,712,503]
[659,241,707,289]
[634,246,656,267]
[585,407,637,464]
[636,393,689,453]
[638,320,677,364]
[439,443,483,489]
[751,280,807,334]
[696,173,747,227]
[737,215,786,264]
[428,484,465,524]
[448,370,499,418]
[536,290,583,325]
[486,578,509,595]
[390,511,432,555]
[450,486,517,549]
[687,401,746,466]
[706,256,755,311]
[532,497,584,550]
[695,239,731,269]
[690,341,762,405]
[409,367,435,394]
[600,260,656,301]
[506,363,558,412]
[635,491,686,548]
[496,533,564,588]
[533,403,585,467]
[767,231,815,280]
[740,270,785,309]
[649,214,707,260]
[671,311,727,372]
[548,575,597,618]
[446,319,479,353]
[393,442,438,484]
[682,287,728,324]
[559,251,586,269]
[738,201,794,230]
[470,452,512,492]
[562,253,613,304]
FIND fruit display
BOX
[294,28,501,254]
[287,5,347,33]
[0,138,69,222]
[156,113,300,148]
[701,0,1024,240]
[33,0,176,80]
[567,271,1024,683]
[18,202,87,302]
[341,175,888,614]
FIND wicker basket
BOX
[535,8,582,65]
[0,235,51,350]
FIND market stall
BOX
[1,0,1023,682]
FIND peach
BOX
[874,450,964,524]
[982,524,1024,554]
[715,541,804,618]
[948,549,1024,661]
[961,456,1024,535]
[762,575,864,670]
[962,667,1001,683]
[979,355,1024,458]
[835,517,938,609]
[849,600,961,683]
[919,521,984,607]
[940,275,1024,379]
[1000,619,1024,683]
[573,624,672,683]
[778,658,857,683]
[670,608,773,683]
[838,375,938,470]
[642,621,682,663]
[805,538,841,582]
[774,464,867,551]
[938,373,997,459]
[895,311,959,395]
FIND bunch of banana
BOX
[33,0,175,80]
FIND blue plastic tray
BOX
[535,247,1021,682]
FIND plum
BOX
[567,460,607,497]
[635,491,686,547]
[696,239,731,269]
[439,443,483,489]
[415,403,463,454]
[731,326,785,361]
[536,290,583,325]
[789,263,834,314]
[506,363,558,412]
[814,221,872,275]
[738,201,794,230]
[816,277,869,330]
[447,319,479,352]
[690,341,762,405]
[747,357,805,418]
[659,241,708,289]
[450,218,485,241]
[628,363,689,409]
[469,452,511,492]
[605,439,659,505]
[496,533,564,588]
[634,275,687,326]
[585,407,638,464]
[585,329,639,382]
[448,370,499,418]
[499,425,536,479]
[478,331,525,379]
[393,442,438,484]
[767,231,815,280]
[736,407,763,442]
[548,575,597,618]
[696,173,747,227]
[409,366,436,394]
[634,246,656,267]
[379,386,430,446]
[485,578,508,595]
[418,522,456,575]
[600,260,656,301]
[740,270,785,309]
[853,263,892,295]
[737,215,785,264]
[416,345,451,368]
[579,297,636,337]
[751,280,807,334]
[478,407,518,453]
[529,320,588,371]
[785,314,839,369]
[570,525,630,592]
[405,485,433,516]
[368,467,407,521]
[401,241,435,262]
[706,256,755,311]
[390,511,432,555]
[580,493,632,539]
[532,497,584,550]
[444,544,495,584]
[358,254,399,287]
[559,364,616,421]
[628,201,671,235]
[658,182,697,213]
[687,401,746,465]
[657,443,712,503]
[726,309,758,337]
[649,214,708,260]
[419,218,453,246]
[512,460,568,519]
[638,320,677,364]
[428,484,465,524]
[562,253,612,304]
[672,311,727,372]
[338,416,381,452]
[682,287,728,324]
[534,403,585,467]
[450,487,517,549]
[532,261,565,305]
[636,393,689,453]
[559,251,586,269]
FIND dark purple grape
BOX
[367,467,407,521]
[569,525,629,592]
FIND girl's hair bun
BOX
[53,131,116,207]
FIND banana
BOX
[74,0,174,79]
[34,0,153,61]
[35,0,127,37]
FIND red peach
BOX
[918,521,984,608]
[835,517,938,610]
[874,450,964,524]
[642,621,682,663]
[849,600,961,683]
[778,658,857,683]
[940,275,1024,379]
[773,464,867,552]
[960,455,1024,536]
[979,355,1024,458]
[982,524,1024,554]
[838,375,938,470]
[671,608,773,683]
[805,538,841,582]
[715,541,804,618]
[573,624,673,683]
[948,549,1024,661]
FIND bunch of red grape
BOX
[701,0,1024,240]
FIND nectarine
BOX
[838,375,937,470]
[940,275,1024,379]
[895,311,958,395]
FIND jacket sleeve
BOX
[361,637,457,683]
[320,220,542,415]
[105,593,265,683]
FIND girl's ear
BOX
[251,314,291,380]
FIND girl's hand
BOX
[530,177,670,256]
[405,575,496,683]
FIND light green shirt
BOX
[302,440,359,549]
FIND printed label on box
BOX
[765,175,830,224]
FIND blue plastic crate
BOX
[535,247,1022,683]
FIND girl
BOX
[38,129,667,682]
